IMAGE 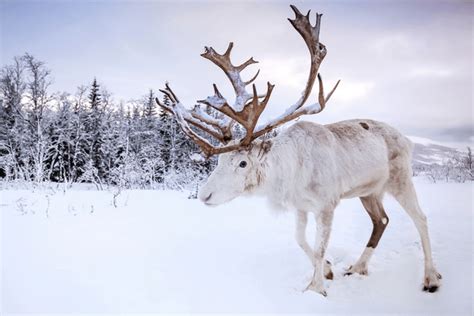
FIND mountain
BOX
[408,136,463,166]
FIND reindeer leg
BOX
[296,210,333,280]
[305,204,335,296]
[345,195,388,276]
[391,178,441,292]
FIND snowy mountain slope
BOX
[1,179,472,314]
[409,136,466,166]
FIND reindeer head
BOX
[156,5,339,206]
[197,140,272,205]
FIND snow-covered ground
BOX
[1,178,472,315]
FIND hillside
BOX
[409,136,462,166]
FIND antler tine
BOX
[318,74,325,109]
[289,4,303,17]
[244,69,260,85]
[223,42,233,57]
[158,88,176,104]
[164,82,179,103]
[212,84,223,98]
[155,96,167,109]
[324,78,341,104]
[236,57,258,72]
[317,73,341,111]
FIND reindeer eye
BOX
[239,161,247,168]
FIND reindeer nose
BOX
[199,193,212,203]
[201,192,213,203]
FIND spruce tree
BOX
[86,78,105,182]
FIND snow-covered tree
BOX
[0,53,237,190]
[0,57,27,179]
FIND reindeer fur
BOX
[198,119,442,296]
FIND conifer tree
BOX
[86,78,105,182]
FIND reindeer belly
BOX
[339,156,390,199]
[336,134,390,199]
[340,177,386,199]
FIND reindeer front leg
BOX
[296,210,314,261]
[296,210,333,280]
[305,205,335,297]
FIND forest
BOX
[0,53,216,191]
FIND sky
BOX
[1,0,472,146]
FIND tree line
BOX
[0,53,214,190]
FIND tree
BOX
[45,93,75,182]
[85,78,106,182]
[143,89,156,120]
[139,90,162,186]
[69,85,91,182]
[22,53,53,182]
[0,57,26,179]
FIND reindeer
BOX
[156,5,442,296]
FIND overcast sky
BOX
[1,0,472,146]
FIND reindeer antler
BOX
[156,5,340,158]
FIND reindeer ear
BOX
[257,140,273,159]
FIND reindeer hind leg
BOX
[345,194,389,276]
[389,176,441,292]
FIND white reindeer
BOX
[156,5,442,296]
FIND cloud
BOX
[260,57,307,89]
[371,33,418,57]
[332,81,375,103]
[408,66,454,78]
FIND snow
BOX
[256,103,322,133]
[193,106,231,129]
[172,101,220,142]
[189,153,205,162]
[409,136,473,150]
[201,95,226,109]
[1,178,472,314]
[409,136,444,147]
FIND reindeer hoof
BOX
[422,269,442,293]
[344,265,353,276]
[423,285,439,293]
[305,287,327,297]
[344,264,368,276]
[304,281,327,297]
